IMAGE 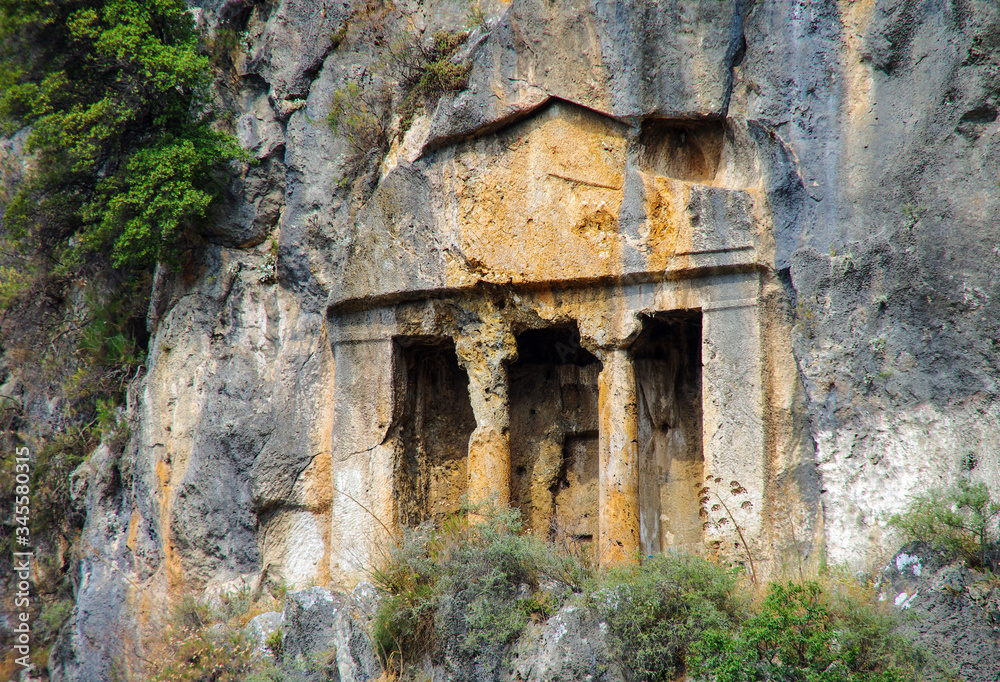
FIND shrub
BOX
[395,30,470,135]
[589,553,742,682]
[153,627,254,682]
[891,479,1000,570]
[371,505,585,676]
[153,588,287,682]
[368,507,929,682]
[0,0,245,271]
[326,25,470,186]
[691,580,922,682]
[326,79,393,161]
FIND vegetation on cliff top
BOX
[0,0,243,271]
[325,1,471,196]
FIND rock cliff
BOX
[14,0,1000,678]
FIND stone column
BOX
[598,348,641,564]
[463,366,512,509]
[455,315,517,511]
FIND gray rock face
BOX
[282,587,338,663]
[49,440,138,682]
[510,604,624,682]
[245,0,348,102]
[245,610,284,657]
[739,0,1000,568]
[423,0,747,148]
[281,585,381,682]
[44,0,1000,677]
[877,543,1000,681]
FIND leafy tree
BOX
[0,6,242,665]
[0,0,245,429]
[0,0,243,271]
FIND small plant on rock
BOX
[395,30,471,134]
[326,77,394,176]
[891,478,1000,570]
[264,630,284,661]
[699,476,758,584]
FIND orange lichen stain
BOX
[299,451,332,512]
[451,101,628,285]
[643,175,693,271]
[154,456,184,589]
[468,425,511,508]
[126,510,141,551]
[574,208,617,235]
[155,458,170,489]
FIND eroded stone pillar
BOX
[598,348,641,564]
[464,371,511,508]
[455,316,517,510]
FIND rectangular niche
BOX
[638,119,725,182]
[509,326,600,557]
[393,337,476,526]
[633,311,704,555]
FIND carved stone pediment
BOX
[332,100,762,309]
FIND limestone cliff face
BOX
[52,0,1000,678]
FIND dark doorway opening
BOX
[633,312,704,555]
[393,338,476,526]
[509,325,601,557]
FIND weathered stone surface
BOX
[877,543,1000,681]
[282,585,382,682]
[335,101,763,306]
[43,0,1000,677]
[422,0,747,148]
[244,610,284,657]
[737,0,1000,569]
[510,603,624,682]
[50,440,139,682]
[244,0,347,102]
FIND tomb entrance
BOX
[633,312,704,556]
[393,337,477,526]
[509,326,601,558]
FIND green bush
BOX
[326,26,470,178]
[371,505,585,676]
[0,0,244,271]
[367,504,931,682]
[396,30,470,134]
[891,479,1000,569]
[589,553,742,682]
[0,4,241,642]
[152,627,254,682]
[264,630,284,661]
[691,580,922,682]
[326,80,392,159]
